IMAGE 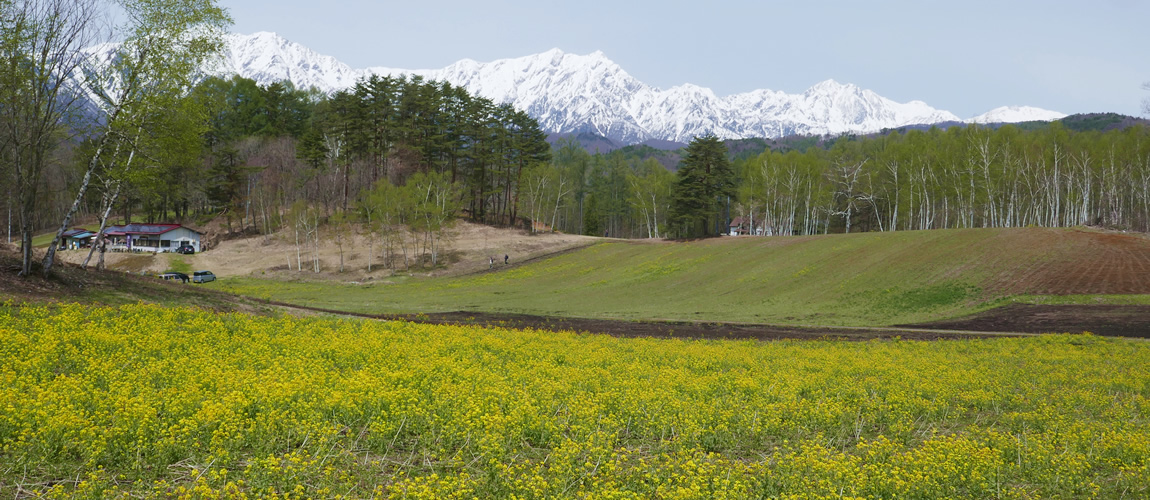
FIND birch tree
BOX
[0,0,101,276]
[829,159,867,234]
[41,0,231,277]
[408,170,460,267]
[627,158,671,238]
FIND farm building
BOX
[728,217,766,236]
[60,229,97,249]
[103,224,203,253]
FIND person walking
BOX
[504,254,509,265]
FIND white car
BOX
[192,270,216,283]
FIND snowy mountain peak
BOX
[99,31,1064,143]
[246,31,281,42]
[538,47,564,64]
[809,79,848,91]
[966,106,1067,124]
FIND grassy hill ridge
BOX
[216,227,1150,327]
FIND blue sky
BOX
[227,0,1149,119]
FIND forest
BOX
[12,69,1150,248]
[731,122,1150,236]
[109,76,1150,242]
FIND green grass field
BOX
[29,224,102,247]
[214,227,1150,327]
[163,254,193,274]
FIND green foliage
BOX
[0,0,105,274]
[671,136,735,238]
[180,70,550,234]
[125,89,214,223]
[776,134,822,153]
[725,137,772,161]
[727,122,1150,235]
[165,255,193,274]
[357,170,461,268]
[294,127,328,170]
[194,75,317,147]
[34,0,233,277]
[582,193,601,235]
[1057,112,1146,132]
[205,147,244,224]
[626,158,673,238]
[99,0,232,120]
[547,118,1150,240]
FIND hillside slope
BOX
[0,247,265,312]
[216,227,1150,327]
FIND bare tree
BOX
[329,210,351,273]
[829,159,867,234]
[0,0,103,276]
[1143,81,1150,117]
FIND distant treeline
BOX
[525,122,1150,238]
[21,73,1150,251]
[736,123,1150,235]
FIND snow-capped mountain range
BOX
[199,32,1066,143]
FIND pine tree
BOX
[206,147,245,233]
[671,136,734,237]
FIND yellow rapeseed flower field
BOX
[1,303,1148,498]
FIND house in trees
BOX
[728,217,766,236]
[61,229,97,249]
[104,224,203,253]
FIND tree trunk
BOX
[42,151,99,277]
[312,215,320,273]
[83,180,122,269]
[41,58,140,277]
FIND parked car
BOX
[175,244,195,255]
[192,270,216,283]
[158,272,189,283]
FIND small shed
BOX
[729,217,769,236]
[61,228,96,249]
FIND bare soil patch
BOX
[400,312,1024,341]
[55,221,600,280]
[900,304,1150,338]
[254,301,1031,341]
[983,228,1150,295]
[264,302,1150,340]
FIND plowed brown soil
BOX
[900,304,1150,338]
[255,302,1032,341]
[982,228,1150,295]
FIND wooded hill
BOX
[194,73,552,229]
